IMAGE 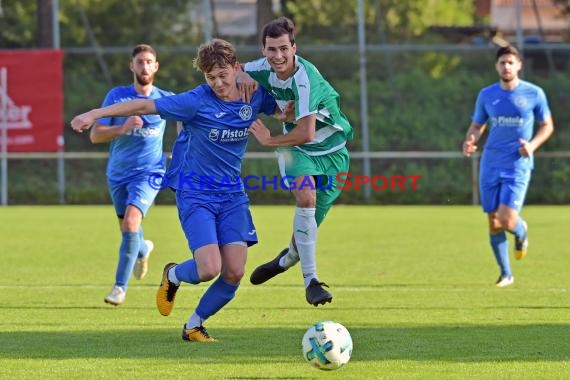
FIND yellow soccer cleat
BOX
[182,325,217,343]
[156,262,179,316]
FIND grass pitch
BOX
[0,205,568,379]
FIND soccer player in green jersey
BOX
[243,17,354,306]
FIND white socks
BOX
[167,266,180,286]
[279,241,300,268]
[292,207,318,287]
[186,312,204,329]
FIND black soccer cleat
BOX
[250,248,288,285]
[305,278,333,306]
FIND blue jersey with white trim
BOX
[154,84,276,192]
[97,84,173,182]
[472,80,550,170]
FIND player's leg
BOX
[480,166,513,287]
[104,180,142,305]
[289,175,335,306]
[182,193,253,342]
[116,205,144,285]
[183,243,246,343]
[249,150,308,285]
[157,192,218,316]
[128,177,160,279]
[487,211,513,287]
[497,169,531,260]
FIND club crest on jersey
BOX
[208,128,220,141]
[239,105,253,121]
[514,95,527,108]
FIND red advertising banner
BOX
[0,50,64,152]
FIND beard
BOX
[135,72,153,86]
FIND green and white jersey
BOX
[244,55,353,156]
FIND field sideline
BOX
[1,205,568,379]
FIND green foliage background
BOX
[1,0,569,204]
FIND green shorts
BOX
[276,147,350,226]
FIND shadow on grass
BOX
[0,325,568,362]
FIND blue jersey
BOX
[472,80,551,170]
[154,84,277,192]
[97,84,173,182]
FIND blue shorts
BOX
[176,191,258,253]
[108,174,161,217]
[479,166,531,213]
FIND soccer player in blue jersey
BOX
[239,17,353,306]
[71,39,282,342]
[86,44,174,306]
[462,45,554,288]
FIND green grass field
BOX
[1,205,569,379]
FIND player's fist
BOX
[70,112,96,133]
[462,134,477,157]
[249,119,271,146]
[123,116,144,132]
[518,138,534,157]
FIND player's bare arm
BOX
[90,116,144,144]
[70,99,157,133]
[462,122,486,157]
[249,113,316,147]
[518,116,554,157]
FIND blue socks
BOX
[115,231,140,289]
[490,231,511,276]
[511,218,526,240]
[195,276,239,320]
[138,227,148,258]
[175,259,201,284]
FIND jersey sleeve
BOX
[533,87,551,122]
[257,87,278,116]
[154,87,203,122]
[243,59,267,82]
[471,90,488,125]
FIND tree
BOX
[280,0,475,43]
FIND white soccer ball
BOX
[301,321,353,370]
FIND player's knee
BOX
[222,269,244,284]
[489,218,503,232]
[199,264,221,282]
[497,215,513,229]
[120,220,139,232]
[293,190,316,208]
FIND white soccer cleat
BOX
[104,286,126,306]
[495,275,515,288]
[133,240,153,280]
